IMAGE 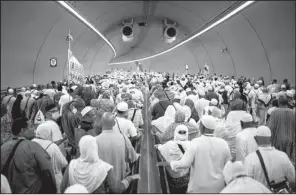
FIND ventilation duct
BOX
[122,18,134,42]
[163,18,178,44]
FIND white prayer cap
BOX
[117,102,128,112]
[81,106,93,117]
[25,90,31,95]
[286,90,293,98]
[223,161,247,185]
[256,126,271,137]
[65,184,88,193]
[240,113,253,123]
[254,84,259,89]
[201,115,216,130]
[8,89,14,94]
[210,98,218,106]
[234,84,239,88]
[71,85,78,90]
[32,84,37,88]
[198,90,205,97]
[21,87,26,92]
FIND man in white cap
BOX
[235,113,258,162]
[59,88,74,116]
[221,161,271,193]
[31,84,38,95]
[203,98,219,116]
[114,102,140,142]
[160,115,231,193]
[96,112,139,181]
[74,106,97,157]
[18,87,26,98]
[244,126,295,189]
[244,83,258,122]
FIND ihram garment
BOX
[170,135,231,193]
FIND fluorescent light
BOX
[56,1,117,59]
[109,1,254,65]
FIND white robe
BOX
[170,135,232,193]
[221,177,271,193]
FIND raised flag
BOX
[68,49,84,84]
[66,32,73,41]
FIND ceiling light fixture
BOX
[56,1,117,59]
[109,1,254,65]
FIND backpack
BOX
[34,101,45,125]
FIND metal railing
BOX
[126,137,142,194]
[152,125,170,194]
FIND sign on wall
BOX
[50,57,57,67]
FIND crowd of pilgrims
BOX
[0,69,295,193]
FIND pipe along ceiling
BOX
[1,1,295,88]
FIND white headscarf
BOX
[151,105,176,132]
[35,120,63,142]
[1,174,11,193]
[65,184,88,193]
[173,124,189,143]
[158,125,189,161]
[157,125,190,178]
[181,105,192,121]
[68,135,113,193]
[223,161,247,185]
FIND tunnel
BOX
[1,1,295,194]
[1,1,295,89]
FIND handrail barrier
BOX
[137,83,162,193]
[152,125,171,194]
[126,135,142,194]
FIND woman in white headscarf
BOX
[1,174,11,193]
[155,125,190,193]
[60,135,140,193]
[181,105,197,126]
[152,105,176,133]
[256,87,273,125]
[64,184,88,193]
[32,123,68,193]
[224,105,248,159]
[221,161,271,193]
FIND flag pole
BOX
[68,29,71,101]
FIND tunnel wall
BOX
[1,1,113,89]
[1,1,295,89]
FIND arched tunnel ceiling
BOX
[1,1,295,89]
